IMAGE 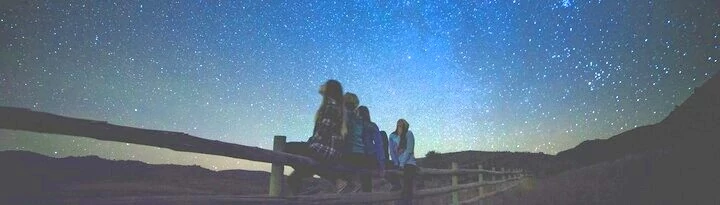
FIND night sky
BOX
[1,0,718,171]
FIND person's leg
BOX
[315,161,343,181]
[310,161,352,193]
[328,153,360,193]
[384,162,401,191]
[343,153,365,192]
[395,164,418,205]
[359,173,371,192]
[401,165,418,198]
[288,167,313,195]
[360,155,375,192]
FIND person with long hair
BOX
[357,106,386,175]
[380,130,389,164]
[287,79,348,195]
[387,119,418,202]
[340,105,386,193]
[335,92,361,193]
[307,79,347,160]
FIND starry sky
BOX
[1,0,718,171]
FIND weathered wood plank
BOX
[59,193,403,205]
[414,178,518,199]
[477,165,485,205]
[0,106,317,168]
[460,178,526,204]
[61,195,294,205]
[56,178,525,205]
[270,136,287,196]
[451,162,460,205]
[285,178,520,204]
[385,168,523,176]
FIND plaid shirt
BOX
[308,100,344,161]
[309,135,343,160]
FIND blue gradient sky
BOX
[1,0,718,171]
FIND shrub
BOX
[426,150,442,159]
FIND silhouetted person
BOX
[336,92,362,192]
[340,105,386,192]
[287,79,348,195]
[380,130,390,168]
[387,119,418,205]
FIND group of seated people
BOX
[287,79,419,197]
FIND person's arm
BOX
[362,123,374,155]
[399,131,415,167]
[406,131,414,156]
[340,108,348,138]
[373,127,386,171]
[382,132,389,161]
[388,134,399,167]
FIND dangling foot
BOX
[335,179,349,193]
[350,181,363,193]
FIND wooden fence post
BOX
[491,167,497,192]
[269,135,286,197]
[500,167,505,191]
[518,169,522,178]
[478,165,484,205]
[492,167,497,180]
[517,168,522,179]
[501,167,505,181]
[451,162,459,205]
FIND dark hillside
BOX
[418,151,575,178]
[0,151,270,203]
[481,143,720,205]
[557,71,720,166]
[499,71,720,204]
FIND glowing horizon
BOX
[1,0,718,171]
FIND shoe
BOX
[335,179,349,193]
[298,184,323,195]
[338,182,359,194]
[350,182,363,193]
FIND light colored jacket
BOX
[388,130,416,168]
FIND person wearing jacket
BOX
[334,92,362,193]
[357,106,387,190]
[339,103,385,193]
[289,79,348,195]
[380,130,389,162]
[387,119,417,203]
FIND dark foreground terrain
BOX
[482,144,720,205]
[427,71,720,205]
[0,150,271,203]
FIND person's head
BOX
[395,119,409,137]
[357,106,370,122]
[315,80,347,137]
[396,119,410,151]
[321,80,343,103]
[343,92,359,110]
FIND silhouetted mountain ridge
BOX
[418,150,575,177]
[557,71,720,166]
[0,150,271,201]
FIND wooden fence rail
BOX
[0,107,527,204]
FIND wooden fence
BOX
[0,106,527,204]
